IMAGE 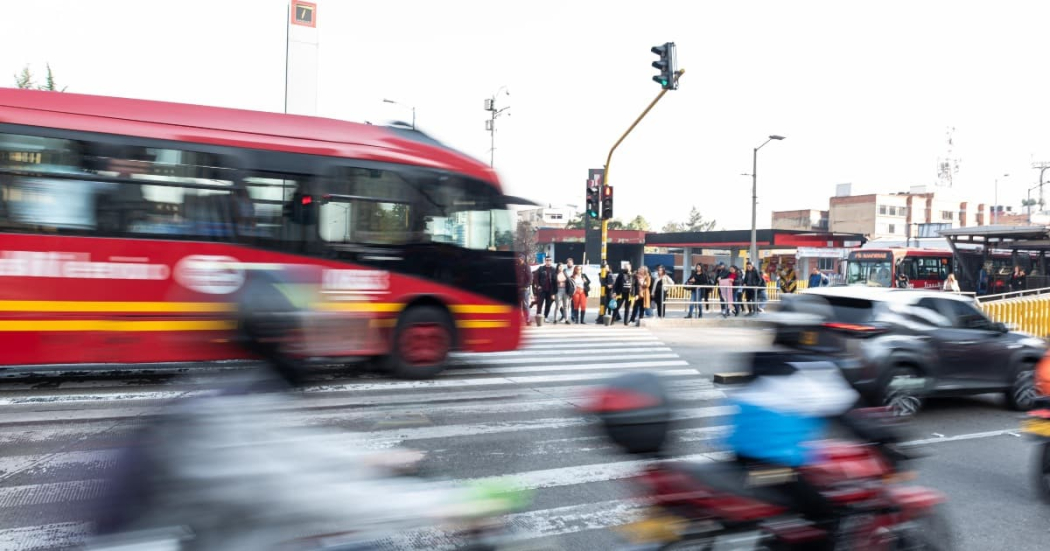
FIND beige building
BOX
[775,184,992,240]
[771,209,828,231]
[516,206,576,229]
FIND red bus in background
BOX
[0,88,523,378]
[846,248,953,289]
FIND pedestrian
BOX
[742,261,762,315]
[564,258,575,279]
[1010,265,1027,293]
[568,265,590,324]
[629,266,652,327]
[758,271,770,313]
[977,264,990,296]
[943,272,960,293]
[516,254,532,325]
[717,263,734,318]
[613,262,634,324]
[684,263,706,319]
[778,263,798,295]
[533,256,557,322]
[653,265,674,318]
[554,262,571,324]
[731,265,743,316]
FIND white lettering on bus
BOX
[174,255,246,295]
[0,251,170,280]
[322,269,390,292]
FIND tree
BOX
[514,219,538,257]
[564,212,586,229]
[13,63,66,91]
[660,221,686,233]
[605,218,626,230]
[685,206,717,232]
[626,215,650,231]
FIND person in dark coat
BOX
[742,261,763,315]
[533,256,558,321]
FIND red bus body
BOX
[846,248,953,290]
[0,89,522,369]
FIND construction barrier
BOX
[979,294,1050,338]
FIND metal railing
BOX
[651,281,814,313]
[979,293,1050,337]
[976,286,1050,303]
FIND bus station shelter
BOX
[941,225,1050,292]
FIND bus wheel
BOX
[387,306,454,380]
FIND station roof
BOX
[940,225,1050,251]
[644,229,866,249]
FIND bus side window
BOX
[0,133,102,233]
[318,167,420,246]
[87,146,237,241]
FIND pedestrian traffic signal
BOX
[586,180,601,219]
[651,42,677,90]
[601,186,614,220]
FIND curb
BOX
[639,317,767,329]
[713,372,751,385]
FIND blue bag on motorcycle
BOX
[580,372,672,454]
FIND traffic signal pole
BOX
[597,69,684,319]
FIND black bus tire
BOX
[386,306,455,380]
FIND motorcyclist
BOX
[86,266,510,550]
[725,351,901,549]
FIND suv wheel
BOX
[881,366,924,418]
[1006,366,1038,411]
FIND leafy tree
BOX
[626,215,650,231]
[564,212,586,229]
[606,218,626,230]
[685,206,717,232]
[661,221,686,233]
[514,219,538,256]
[13,63,66,91]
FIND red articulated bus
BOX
[846,248,953,290]
[0,88,523,378]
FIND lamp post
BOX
[994,173,1009,225]
[750,135,786,266]
[382,98,416,130]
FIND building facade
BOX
[776,185,993,240]
[516,206,576,229]
[772,209,829,231]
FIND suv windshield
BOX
[785,294,876,324]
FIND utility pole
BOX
[484,87,510,167]
[1033,161,1050,213]
[597,68,685,319]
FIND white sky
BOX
[4,0,1050,231]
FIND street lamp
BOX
[994,173,1009,225]
[750,135,785,266]
[382,98,416,130]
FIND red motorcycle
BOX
[581,372,952,551]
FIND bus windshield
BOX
[847,260,893,287]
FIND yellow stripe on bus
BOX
[449,305,514,315]
[314,302,405,313]
[0,320,235,332]
[0,301,235,313]
[456,320,511,329]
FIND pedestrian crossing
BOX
[0,325,736,550]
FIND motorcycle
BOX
[581,371,952,550]
[1021,395,1050,504]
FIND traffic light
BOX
[651,42,677,90]
[586,180,600,219]
[601,186,614,220]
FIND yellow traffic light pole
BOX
[598,69,685,319]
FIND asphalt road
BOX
[0,321,1044,550]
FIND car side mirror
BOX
[993,322,1009,334]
